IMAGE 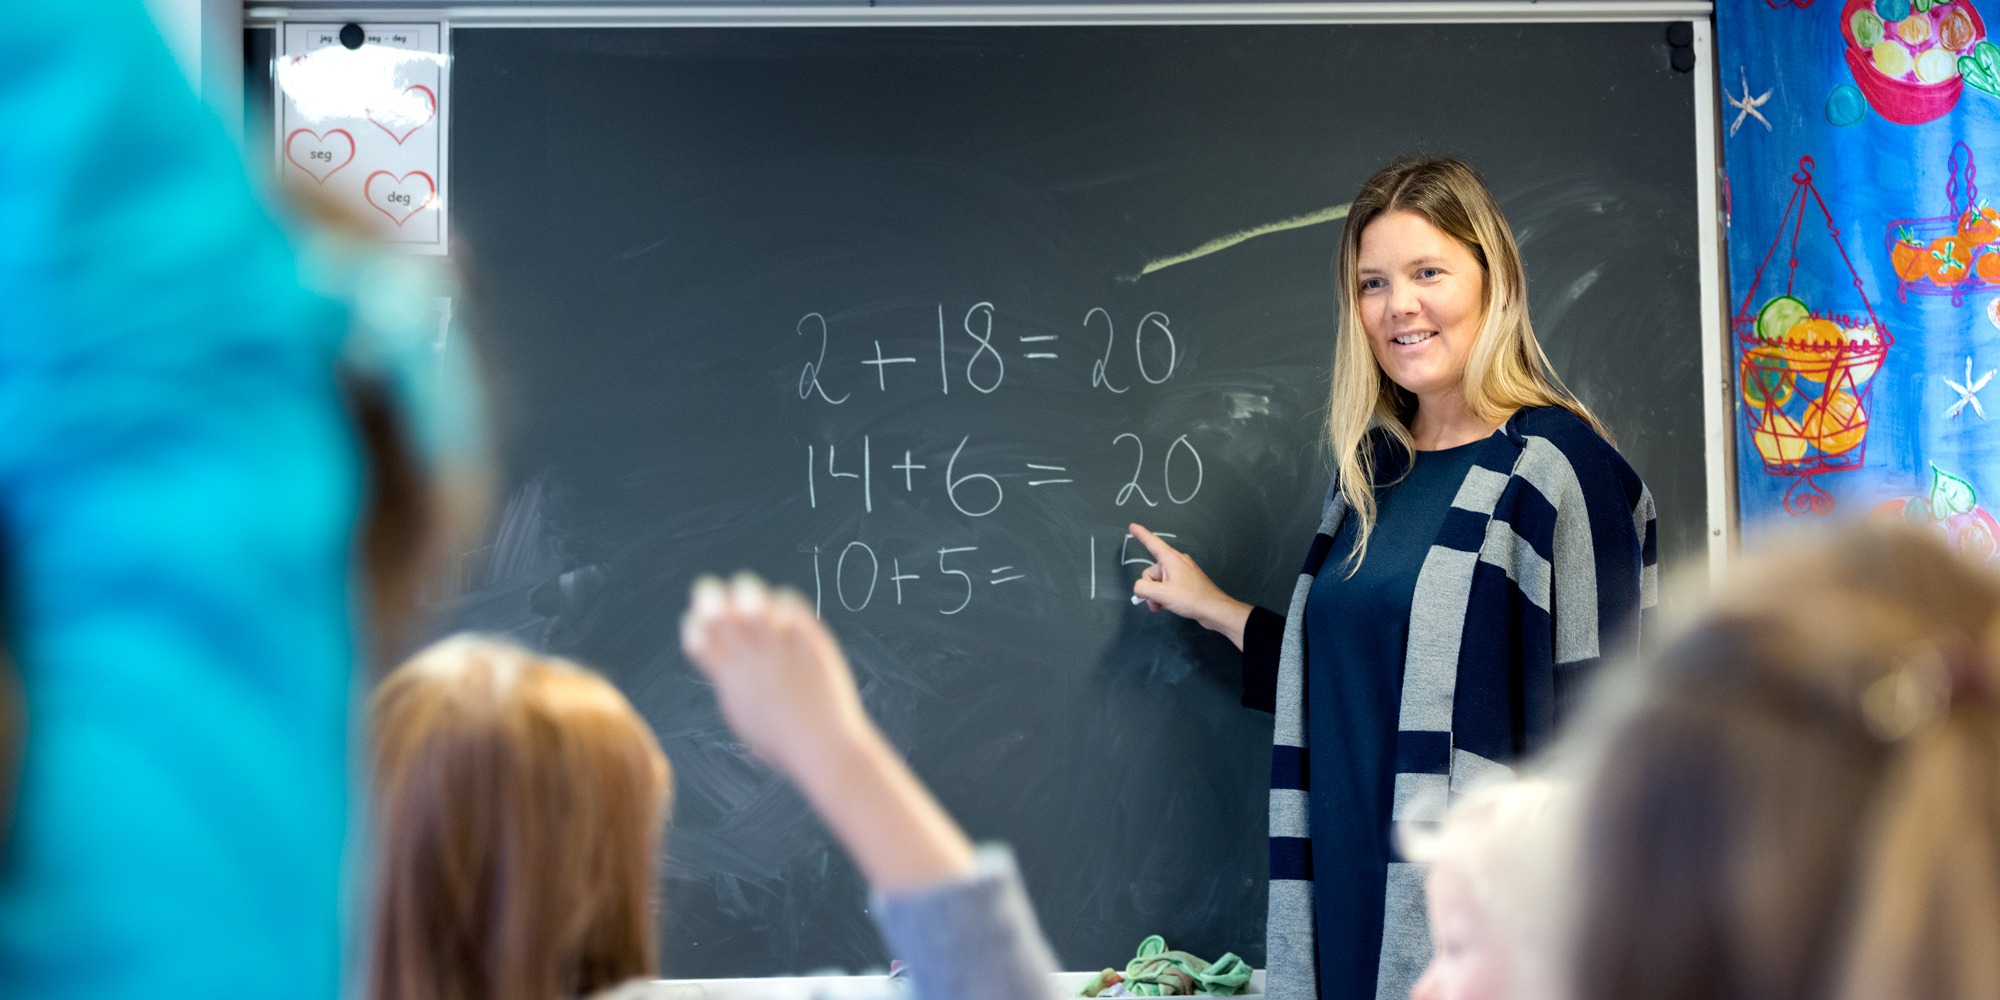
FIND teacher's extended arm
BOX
[1126,523,1256,649]
[1128,524,1284,712]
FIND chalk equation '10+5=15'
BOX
[804,531,1185,618]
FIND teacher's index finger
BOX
[1127,523,1180,562]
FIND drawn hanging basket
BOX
[1886,142,2000,306]
[1734,156,1894,516]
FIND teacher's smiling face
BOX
[1355,209,1488,408]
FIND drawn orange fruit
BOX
[1892,228,1930,279]
[1802,390,1867,456]
[1740,344,1795,408]
[1929,236,1972,284]
[1897,14,1933,45]
[1783,317,1846,379]
[1941,5,1978,51]
[1963,202,2000,246]
[1752,409,1810,465]
[1976,249,2000,283]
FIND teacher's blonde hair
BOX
[1325,157,1604,570]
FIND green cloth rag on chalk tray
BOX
[1079,935,1253,997]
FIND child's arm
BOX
[680,576,1063,1000]
[680,576,973,890]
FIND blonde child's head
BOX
[1402,778,1565,1000]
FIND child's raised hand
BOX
[680,572,976,891]
[680,574,875,782]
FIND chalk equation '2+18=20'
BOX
[799,303,1179,401]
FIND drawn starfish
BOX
[1945,356,1996,420]
[1728,67,1774,137]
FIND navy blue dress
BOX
[1248,439,1484,998]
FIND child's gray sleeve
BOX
[869,846,1065,1000]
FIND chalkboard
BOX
[254,20,1705,979]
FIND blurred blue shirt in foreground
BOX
[0,2,367,996]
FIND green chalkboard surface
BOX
[256,20,1704,979]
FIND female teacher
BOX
[1130,158,1656,1000]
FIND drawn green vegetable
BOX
[1961,40,2000,98]
[1756,295,1810,343]
[1933,463,1978,519]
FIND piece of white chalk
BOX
[1131,595,1146,605]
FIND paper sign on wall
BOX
[277,23,449,254]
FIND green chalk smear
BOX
[1122,202,1353,282]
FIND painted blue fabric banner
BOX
[1721,0,2000,560]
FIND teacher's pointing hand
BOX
[1128,523,1254,651]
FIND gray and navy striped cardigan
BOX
[1240,406,1657,1000]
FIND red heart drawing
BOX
[369,84,437,145]
[364,170,437,227]
[284,128,355,184]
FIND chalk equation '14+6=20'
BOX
[805,434,1204,517]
